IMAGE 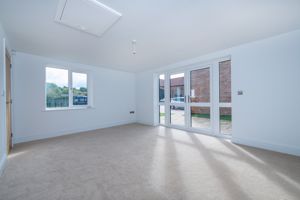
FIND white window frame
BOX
[44,65,91,111]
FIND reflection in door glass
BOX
[220,107,232,134]
[191,107,211,129]
[159,74,165,102]
[159,105,165,124]
[170,73,184,103]
[190,68,210,103]
[170,106,185,126]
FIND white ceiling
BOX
[1,0,300,72]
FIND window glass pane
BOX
[190,68,210,102]
[159,74,165,102]
[220,107,232,134]
[46,67,69,108]
[72,72,88,106]
[159,105,165,124]
[219,60,231,103]
[170,106,185,126]
[170,73,184,103]
[191,107,210,129]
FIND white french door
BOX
[187,66,212,134]
[158,58,232,137]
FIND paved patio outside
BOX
[160,109,232,134]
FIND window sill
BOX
[43,106,94,112]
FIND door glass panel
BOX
[159,74,165,102]
[159,105,165,124]
[219,60,231,103]
[190,68,210,103]
[219,60,232,135]
[170,106,185,126]
[220,107,232,134]
[170,73,184,103]
[191,106,210,129]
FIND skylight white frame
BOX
[54,0,122,37]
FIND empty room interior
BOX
[0,0,300,199]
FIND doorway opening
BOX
[5,49,12,154]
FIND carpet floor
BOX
[0,124,300,200]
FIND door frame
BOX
[5,48,12,154]
[157,56,231,138]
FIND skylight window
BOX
[55,0,122,37]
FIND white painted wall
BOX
[13,52,136,143]
[136,29,300,156]
[0,22,11,174]
[136,73,156,125]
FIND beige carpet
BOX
[0,124,300,200]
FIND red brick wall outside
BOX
[190,68,210,102]
[220,107,231,116]
[191,107,210,115]
[219,60,231,115]
[160,60,231,116]
[219,60,231,103]
[190,67,210,115]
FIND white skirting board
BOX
[14,120,136,144]
[232,137,300,157]
[136,120,155,126]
